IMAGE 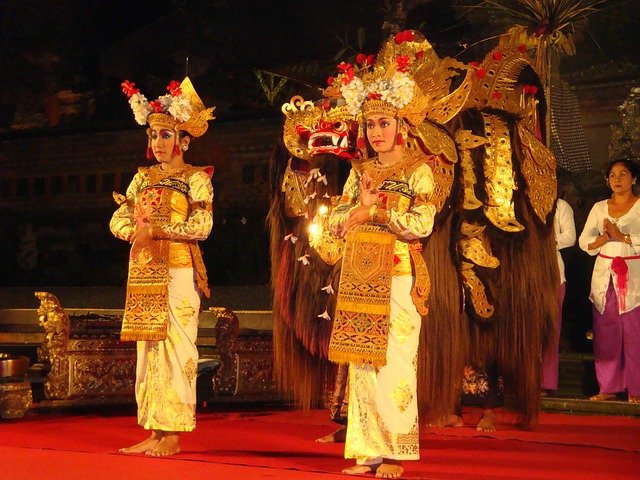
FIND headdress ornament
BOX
[327,30,472,127]
[121,77,215,138]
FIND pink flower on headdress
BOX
[121,80,139,98]
[396,55,411,72]
[149,100,164,113]
[167,80,182,96]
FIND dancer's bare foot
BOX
[146,433,180,457]
[316,425,346,443]
[342,463,380,475]
[376,460,404,478]
[428,413,464,428]
[119,431,161,454]
[589,393,616,401]
[476,408,496,432]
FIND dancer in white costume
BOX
[111,77,215,456]
[327,31,441,479]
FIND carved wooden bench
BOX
[0,291,278,411]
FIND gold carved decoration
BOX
[459,237,500,269]
[465,46,540,118]
[407,121,458,214]
[36,291,136,402]
[309,228,345,266]
[460,262,495,318]
[0,381,32,418]
[481,113,524,232]
[518,124,557,224]
[281,96,318,161]
[36,291,71,399]
[455,130,488,210]
[281,159,309,218]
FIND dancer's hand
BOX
[343,205,372,236]
[359,172,378,207]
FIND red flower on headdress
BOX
[121,80,139,98]
[491,91,503,100]
[336,62,352,72]
[522,85,539,95]
[415,51,424,61]
[367,92,383,100]
[492,51,504,61]
[396,55,411,72]
[355,53,375,67]
[394,30,415,45]
[327,76,335,86]
[167,80,182,96]
[337,62,354,85]
[517,44,527,53]
[149,100,164,113]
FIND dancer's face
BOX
[149,128,180,164]
[365,115,397,153]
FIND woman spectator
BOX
[579,159,640,403]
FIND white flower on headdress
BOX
[341,77,366,115]
[341,71,415,115]
[129,93,152,125]
[167,94,193,122]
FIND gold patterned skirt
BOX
[135,267,200,432]
[344,275,421,464]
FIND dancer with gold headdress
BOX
[111,78,215,456]
[326,30,470,478]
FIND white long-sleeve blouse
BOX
[555,198,576,284]
[578,198,640,314]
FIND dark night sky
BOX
[0,0,639,129]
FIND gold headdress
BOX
[331,30,472,127]
[121,77,215,138]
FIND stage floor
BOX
[1,406,638,480]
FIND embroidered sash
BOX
[328,226,396,366]
[121,186,172,341]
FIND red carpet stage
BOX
[1,407,638,480]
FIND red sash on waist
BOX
[598,253,640,311]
